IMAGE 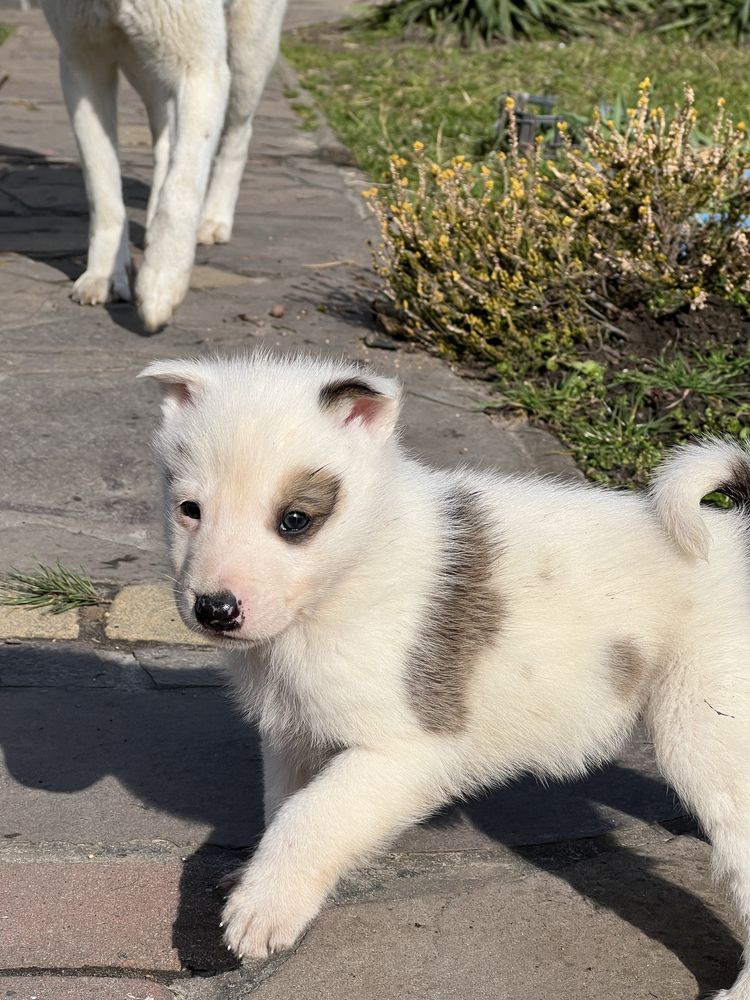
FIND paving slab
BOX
[0,605,78,640]
[0,642,149,689]
[0,978,175,1000]
[105,587,208,646]
[133,647,225,689]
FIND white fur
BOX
[41,0,286,330]
[141,353,750,996]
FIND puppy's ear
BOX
[138,360,207,421]
[319,374,401,443]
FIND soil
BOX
[607,297,750,362]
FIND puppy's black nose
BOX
[194,591,242,632]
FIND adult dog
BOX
[41,0,287,330]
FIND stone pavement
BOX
[0,5,743,1000]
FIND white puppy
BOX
[141,353,750,998]
[41,0,287,331]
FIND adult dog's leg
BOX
[197,0,287,246]
[60,51,131,305]
[142,85,174,231]
[133,12,230,331]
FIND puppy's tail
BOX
[650,438,750,559]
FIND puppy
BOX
[41,0,287,331]
[141,353,750,998]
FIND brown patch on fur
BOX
[607,638,648,702]
[406,488,504,733]
[319,377,380,409]
[275,467,342,543]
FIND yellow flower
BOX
[438,234,450,249]
[718,96,726,108]
[639,76,651,91]
[738,122,746,133]
[505,95,516,111]
[361,186,378,200]
[413,140,424,152]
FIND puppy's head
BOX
[139,354,402,645]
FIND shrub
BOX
[369,0,750,45]
[365,82,750,373]
[654,0,750,42]
[369,0,648,45]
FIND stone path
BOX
[0,4,743,999]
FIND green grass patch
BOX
[0,23,14,45]
[0,562,106,615]
[284,22,750,179]
[494,340,750,485]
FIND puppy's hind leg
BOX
[59,51,131,305]
[197,0,287,246]
[647,647,750,998]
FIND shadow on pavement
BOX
[0,641,741,989]
[0,143,156,335]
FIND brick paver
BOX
[0,978,174,1000]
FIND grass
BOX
[0,562,106,615]
[285,17,750,486]
[494,343,750,485]
[0,23,14,46]
[284,22,750,180]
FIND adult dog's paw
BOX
[196,215,233,246]
[72,268,131,306]
[135,261,189,332]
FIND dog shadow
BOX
[0,142,156,335]
[0,641,741,993]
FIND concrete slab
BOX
[0,978,175,1000]
[0,604,78,640]
[254,834,743,1000]
[133,647,225,689]
[106,586,208,646]
[0,684,264,848]
[0,642,150,689]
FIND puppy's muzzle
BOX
[194,591,242,632]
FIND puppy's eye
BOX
[179,501,201,520]
[279,510,311,536]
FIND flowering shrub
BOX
[365,82,750,373]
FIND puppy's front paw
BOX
[222,867,324,960]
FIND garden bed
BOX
[284,17,750,487]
